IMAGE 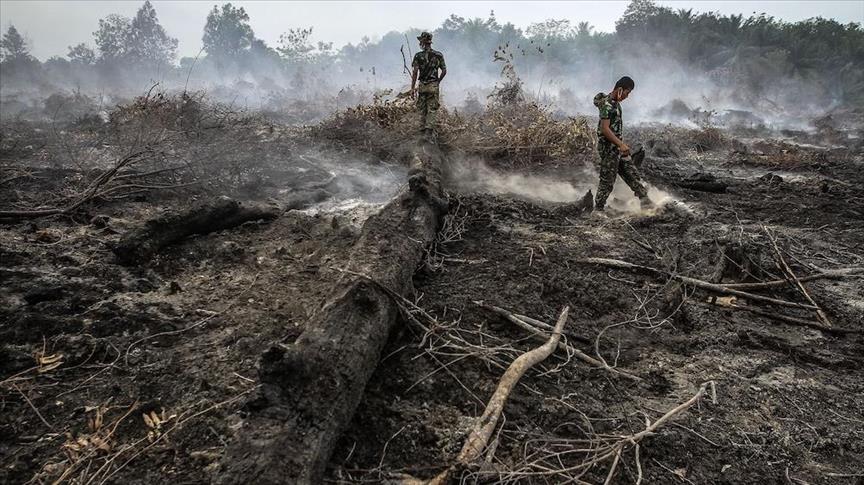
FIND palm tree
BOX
[575,21,593,37]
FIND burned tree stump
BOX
[218,140,448,484]
[707,239,765,284]
[112,197,280,265]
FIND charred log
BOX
[283,188,331,210]
[112,197,281,265]
[676,172,728,193]
[218,140,448,484]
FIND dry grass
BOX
[313,96,595,168]
[693,125,728,153]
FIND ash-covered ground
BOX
[1,92,863,484]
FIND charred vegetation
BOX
[2,1,864,484]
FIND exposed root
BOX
[578,257,820,311]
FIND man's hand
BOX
[410,67,419,99]
[618,143,631,157]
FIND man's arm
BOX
[438,55,446,82]
[410,52,421,96]
[600,119,630,156]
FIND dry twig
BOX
[763,226,832,327]
[720,267,863,290]
[0,150,157,220]
[428,306,570,484]
[476,302,641,381]
[498,382,715,483]
[579,257,819,311]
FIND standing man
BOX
[411,31,446,134]
[593,76,652,212]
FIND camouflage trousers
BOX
[417,82,440,130]
[595,142,647,209]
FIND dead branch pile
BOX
[447,103,595,168]
[1,89,337,221]
[494,381,716,483]
[108,87,252,134]
[692,125,728,153]
[310,95,428,158]
[0,148,189,221]
[42,91,103,123]
[313,97,594,167]
[632,123,749,159]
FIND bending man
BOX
[593,76,651,212]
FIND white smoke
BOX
[447,156,680,215]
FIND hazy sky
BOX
[2,1,863,60]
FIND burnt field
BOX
[1,94,863,485]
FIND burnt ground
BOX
[331,138,864,484]
[2,120,863,484]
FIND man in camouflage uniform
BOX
[594,76,651,212]
[411,32,446,133]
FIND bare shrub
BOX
[693,125,727,153]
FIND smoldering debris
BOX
[2,65,863,485]
[2,4,864,484]
[447,156,586,203]
[446,156,680,214]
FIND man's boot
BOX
[639,195,654,210]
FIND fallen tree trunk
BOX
[676,179,728,193]
[112,196,284,265]
[218,141,448,484]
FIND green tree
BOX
[94,14,132,63]
[0,25,31,61]
[277,27,315,61]
[202,3,255,68]
[616,0,662,38]
[68,43,96,65]
[126,0,178,65]
[527,19,573,40]
[93,1,177,66]
[575,21,594,37]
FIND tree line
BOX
[1,0,862,107]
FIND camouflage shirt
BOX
[413,49,446,84]
[594,92,622,145]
